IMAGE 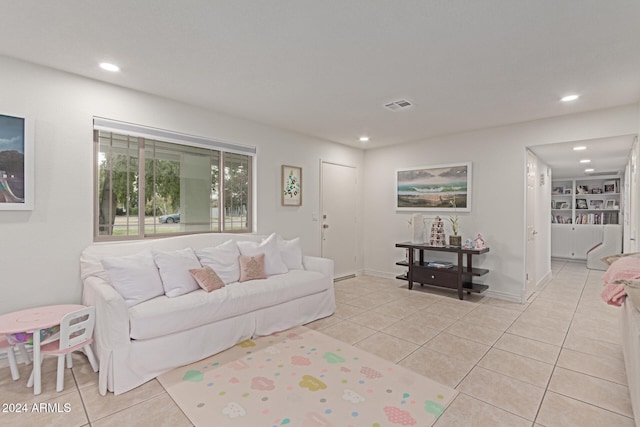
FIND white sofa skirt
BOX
[621,297,640,425]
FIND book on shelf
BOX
[427,261,453,269]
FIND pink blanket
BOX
[601,283,627,306]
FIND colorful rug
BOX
[158,326,457,426]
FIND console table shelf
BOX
[395,242,490,300]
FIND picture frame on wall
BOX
[0,112,34,210]
[396,162,472,212]
[281,165,302,206]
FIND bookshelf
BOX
[551,175,621,259]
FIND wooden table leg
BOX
[457,252,464,300]
[408,248,414,290]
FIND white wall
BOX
[363,104,638,302]
[535,156,552,289]
[0,56,364,314]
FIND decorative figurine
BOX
[464,239,474,249]
[474,233,486,249]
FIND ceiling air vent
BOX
[384,99,413,111]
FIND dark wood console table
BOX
[395,242,490,300]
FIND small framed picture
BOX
[563,188,572,195]
[281,165,302,206]
[605,199,617,209]
[576,198,588,209]
[559,202,568,209]
[604,180,617,193]
[552,187,563,195]
[589,199,603,209]
[576,185,589,194]
[590,187,602,194]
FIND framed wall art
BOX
[0,112,34,210]
[281,165,302,206]
[396,162,471,212]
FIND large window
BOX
[94,119,254,240]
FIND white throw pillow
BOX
[101,249,165,307]
[153,248,202,297]
[277,237,304,270]
[195,240,241,285]
[237,233,288,276]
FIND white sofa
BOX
[80,233,335,395]
[621,296,640,425]
[586,224,623,270]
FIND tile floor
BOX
[0,259,635,426]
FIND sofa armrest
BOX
[303,256,334,280]
[82,276,131,353]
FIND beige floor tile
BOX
[536,390,635,427]
[334,289,358,303]
[342,295,386,310]
[568,318,621,345]
[80,378,166,422]
[507,319,566,346]
[478,348,553,388]
[0,388,88,427]
[405,310,458,331]
[444,319,504,346]
[493,333,560,365]
[457,367,545,421]
[375,300,420,318]
[70,353,98,389]
[317,320,377,345]
[422,300,479,319]
[349,310,401,330]
[398,347,475,388]
[523,303,575,322]
[548,367,633,418]
[333,302,367,319]
[91,393,191,427]
[434,393,532,427]
[481,297,529,312]
[562,331,624,361]
[304,314,342,331]
[460,309,518,331]
[516,311,571,332]
[556,348,628,386]
[0,362,76,406]
[382,319,440,345]
[353,332,419,363]
[424,333,490,365]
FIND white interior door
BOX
[525,151,538,300]
[321,161,357,279]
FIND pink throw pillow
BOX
[189,266,225,292]
[239,254,267,282]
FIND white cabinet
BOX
[551,224,604,259]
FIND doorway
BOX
[525,150,538,300]
[321,161,357,279]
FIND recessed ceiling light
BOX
[580,159,591,163]
[573,146,587,151]
[99,62,120,72]
[561,94,579,102]
[585,168,595,172]
[359,136,370,142]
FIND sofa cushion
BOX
[239,254,267,282]
[195,240,241,285]
[128,269,329,340]
[101,249,165,307]
[154,248,202,297]
[189,266,225,292]
[237,233,288,276]
[278,237,304,270]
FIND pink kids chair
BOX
[27,306,98,392]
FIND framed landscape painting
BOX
[0,113,34,210]
[396,162,471,212]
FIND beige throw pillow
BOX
[239,253,267,282]
[189,266,225,292]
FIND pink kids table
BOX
[0,304,85,395]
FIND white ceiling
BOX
[1,1,639,154]
[529,135,636,179]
